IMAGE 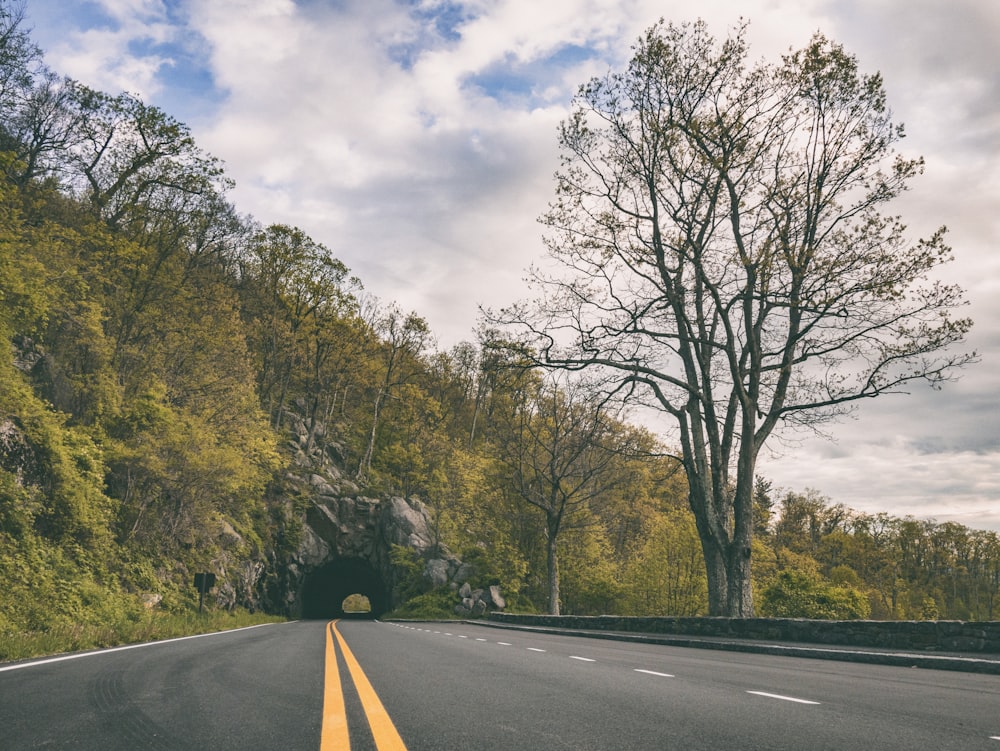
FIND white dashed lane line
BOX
[527,647,546,652]
[570,656,596,662]
[746,691,820,705]
[635,669,674,678]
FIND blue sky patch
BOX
[26,0,224,125]
[387,0,478,70]
[415,0,470,42]
[464,42,601,106]
[465,56,535,103]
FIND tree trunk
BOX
[725,543,754,616]
[546,522,560,615]
[358,386,385,481]
[701,534,729,616]
[689,474,756,616]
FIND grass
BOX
[0,609,287,663]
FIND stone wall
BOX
[488,613,1000,653]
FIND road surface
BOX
[1,619,998,749]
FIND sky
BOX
[21,0,1000,531]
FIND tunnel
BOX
[299,557,390,619]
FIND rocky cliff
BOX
[257,411,475,617]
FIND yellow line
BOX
[331,620,408,751]
[321,621,350,750]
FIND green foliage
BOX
[557,524,622,615]
[385,587,457,620]
[0,604,284,662]
[389,544,429,603]
[621,507,708,616]
[759,570,871,620]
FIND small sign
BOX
[194,572,216,590]
[194,572,217,613]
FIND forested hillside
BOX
[0,4,996,657]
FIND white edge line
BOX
[747,690,820,705]
[635,669,674,677]
[0,622,282,673]
[570,656,596,662]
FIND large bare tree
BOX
[495,21,974,616]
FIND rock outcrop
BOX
[259,410,488,616]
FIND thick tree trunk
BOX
[725,543,754,616]
[727,446,757,616]
[703,540,729,616]
[690,477,756,616]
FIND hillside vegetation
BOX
[0,4,997,658]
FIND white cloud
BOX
[30,0,177,99]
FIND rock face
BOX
[261,411,481,616]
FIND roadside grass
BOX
[0,609,287,663]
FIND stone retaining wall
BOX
[488,613,1000,653]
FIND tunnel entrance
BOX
[300,558,389,619]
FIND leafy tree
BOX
[356,305,432,482]
[490,374,635,614]
[557,520,622,615]
[494,20,973,615]
[2,69,82,188]
[0,2,37,101]
[238,223,360,431]
[65,83,226,232]
[623,506,708,616]
[759,569,870,619]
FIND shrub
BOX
[759,570,871,620]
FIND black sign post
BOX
[193,572,216,613]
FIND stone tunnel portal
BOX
[300,558,389,619]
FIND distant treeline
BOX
[0,1,996,654]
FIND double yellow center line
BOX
[322,620,408,751]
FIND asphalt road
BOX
[1,619,998,750]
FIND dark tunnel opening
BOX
[299,558,389,619]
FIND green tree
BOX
[356,305,432,483]
[491,374,634,615]
[494,20,973,615]
[238,223,361,432]
[760,569,870,620]
[623,506,708,616]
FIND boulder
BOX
[424,558,450,587]
[488,585,506,610]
